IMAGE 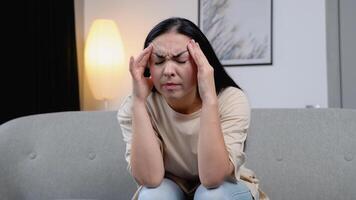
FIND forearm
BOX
[130,99,164,187]
[198,99,233,188]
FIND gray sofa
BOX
[0,109,355,200]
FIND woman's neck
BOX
[165,92,202,114]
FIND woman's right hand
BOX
[129,44,153,101]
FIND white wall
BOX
[81,0,328,110]
[227,0,328,108]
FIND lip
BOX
[162,83,181,90]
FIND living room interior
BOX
[0,1,355,200]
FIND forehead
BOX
[152,32,191,53]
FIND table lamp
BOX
[84,19,125,110]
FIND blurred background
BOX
[1,0,355,124]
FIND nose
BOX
[162,61,176,77]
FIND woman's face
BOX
[149,32,198,102]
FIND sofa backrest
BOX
[245,108,356,200]
[0,109,355,200]
[0,111,137,200]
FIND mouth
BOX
[162,83,181,90]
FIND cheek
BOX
[188,59,198,78]
[182,63,197,84]
[188,58,197,73]
[149,66,161,84]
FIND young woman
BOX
[118,17,266,200]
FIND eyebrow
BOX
[153,52,165,58]
[153,50,188,58]
[173,50,188,58]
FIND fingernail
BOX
[191,39,195,43]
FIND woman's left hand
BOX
[187,39,217,104]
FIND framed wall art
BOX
[198,0,273,66]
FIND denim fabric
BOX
[138,178,256,200]
[138,179,185,200]
[194,181,254,200]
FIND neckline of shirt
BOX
[158,94,202,119]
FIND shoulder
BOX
[117,95,133,122]
[218,87,249,106]
[117,93,161,116]
[218,87,250,118]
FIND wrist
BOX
[132,97,147,107]
[201,95,218,106]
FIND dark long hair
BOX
[144,17,241,94]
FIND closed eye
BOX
[176,60,187,64]
[155,60,186,65]
[174,51,189,64]
[155,60,165,65]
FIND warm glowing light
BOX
[85,19,125,101]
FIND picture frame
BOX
[198,0,273,66]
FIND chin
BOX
[163,92,183,100]
[160,90,184,100]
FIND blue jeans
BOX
[138,178,256,200]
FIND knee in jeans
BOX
[138,178,184,200]
[138,186,162,200]
[194,185,226,200]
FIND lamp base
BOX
[103,99,109,111]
